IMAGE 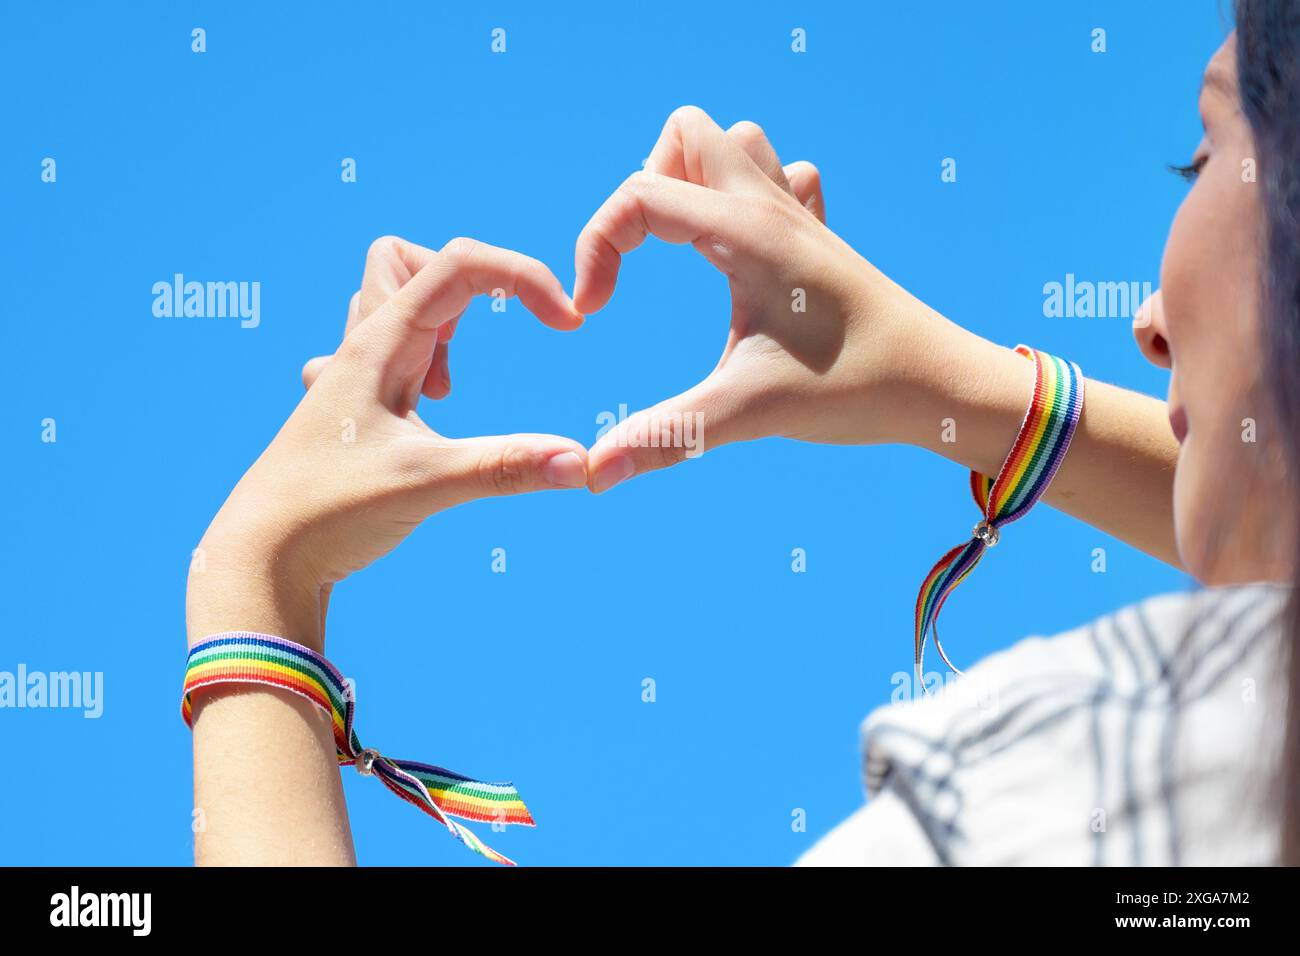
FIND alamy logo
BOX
[1042,273,1154,319]
[50,886,151,936]
[0,664,103,718]
[595,403,705,458]
[152,274,260,328]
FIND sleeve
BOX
[798,585,1285,866]
[795,782,942,866]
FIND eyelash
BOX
[1169,155,1208,182]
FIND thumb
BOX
[421,434,590,510]
[587,376,749,494]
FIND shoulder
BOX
[854,585,1286,865]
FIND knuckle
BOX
[515,251,546,281]
[367,235,403,262]
[477,443,536,495]
[610,175,654,235]
[440,236,479,265]
[634,411,693,470]
[619,170,656,202]
[648,441,688,471]
[667,104,709,128]
[728,119,765,143]
[793,160,821,185]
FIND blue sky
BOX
[1,1,1216,864]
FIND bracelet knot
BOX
[181,632,535,865]
[354,748,381,776]
[913,345,1084,692]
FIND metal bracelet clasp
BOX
[355,748,380,776]
[972,520,1000,547]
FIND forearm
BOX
[897,317,1181,567]
[186,544,356,866]
[177,234,586,867]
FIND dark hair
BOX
[1236,0,1300,865]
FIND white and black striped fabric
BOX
[799,586,1288,866]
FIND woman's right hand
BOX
[574,106,965,492]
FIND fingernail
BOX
[592,455,635,494]
[544,451,587,489]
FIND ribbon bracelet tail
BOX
[372,757,523,866]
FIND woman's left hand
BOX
[186,235,589,651]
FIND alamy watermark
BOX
[891,669,1000,716]
[595,403,705,458]
[1043,273,1154,320]
[0,664,103,718]
[50,886,150,936]
[152,274,260,328]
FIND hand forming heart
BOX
[187,106,954,651]
[573,106,945,493]
[187,235,591,650]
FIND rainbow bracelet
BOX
[181,632,534,865]
[913,345,1084,689]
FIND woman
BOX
[186,1,1299,864]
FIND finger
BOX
[352,238,583,410]
[783,161,826,223]
[304,287,366,390]
[398,239,581,332]
[422,339,451,399]
[644,105,776,195]
[574,170,763,315]
[586,374,752,494]
[358,236,438,325]
[419,433,590,510]
[306,235,438,393]
[724,122,827,224]
[358,240,453,398]
[302,354,331,390]
[439,313,462,343]
[345,290,362,332]
[420,316,460,400]
[727,120,792,195]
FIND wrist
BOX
[811,259,1018,453]
[891,317,1037,475]
[186,526,324,652]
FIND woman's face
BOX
[1136,34,1293,584]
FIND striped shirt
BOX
[798,586,1287,866]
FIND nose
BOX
[1133,289,1171,369]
